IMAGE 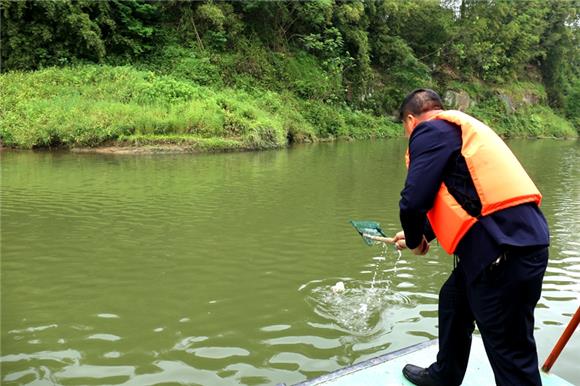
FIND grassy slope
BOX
[0,47,576,150]
[453,81,577,138]
[0,64,399,150]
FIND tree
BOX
[447,0,549,81]
[538,0,579,109]
[0,0,159,71]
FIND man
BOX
[393,89,550,386]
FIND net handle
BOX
[363,234,395,244]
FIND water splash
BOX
[301,244,412,334]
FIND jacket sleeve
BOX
[399,121,461,249]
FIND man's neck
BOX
[418,109,444,123]
[407,109,445,137]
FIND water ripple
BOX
[1,141,579,385]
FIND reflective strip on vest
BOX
[405,110,542,254]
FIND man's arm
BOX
[399,121,461,250]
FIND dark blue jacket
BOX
[399,119,550,283]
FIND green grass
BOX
[0,64,399,150]
[447,81,577,138]
[117,134,246,151]
[468,101,577,139]
[1,60,575,151]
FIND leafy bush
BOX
[463,84,576,138]
[280,52,343,102]
[139,45,223,86]
[563,77,580,131]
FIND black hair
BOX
[398,89,444,121]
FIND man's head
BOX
[399,89,444,136]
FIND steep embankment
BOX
[0,65,400,152]
[442,82,577,138]
[0,64,576,152]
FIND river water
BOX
[2,139,579,385]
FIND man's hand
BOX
[392,231,406,250]
[392,231,430,255]
[412,236,430,255]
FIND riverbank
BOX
[0,64,576,152]
[0,65,400,151]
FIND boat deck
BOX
[294,337,572,385]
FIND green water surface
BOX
[2,139,579,385]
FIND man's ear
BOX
[405,114,417,134]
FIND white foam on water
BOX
[301,243,413,335]
[358,303,368,313]
[96,313,120,319]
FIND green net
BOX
[350,220,386,245]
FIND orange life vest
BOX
[405,110,542,254]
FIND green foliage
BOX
[279,52,343,102]
[298,99,398,139]
[138,45,223,86]
[332,1,372,105]
[0,0,159,71]
[458,82,576,138]
[1,0,577,148]
[301,27,353,76]
[538,0,579,110]
[190,2,243,50]
[117,134,245,152]
[240,2,318,50]
[295,0,334,29]
[496,106,577,138]
[0,64,398,149]
[368,35,434,114]
[564,77,580,130]
[380,67,433,114]
[448,0,549,81]
[367,0,453,65]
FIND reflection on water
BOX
[1,139,579,385]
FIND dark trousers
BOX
[428,246,549,386]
